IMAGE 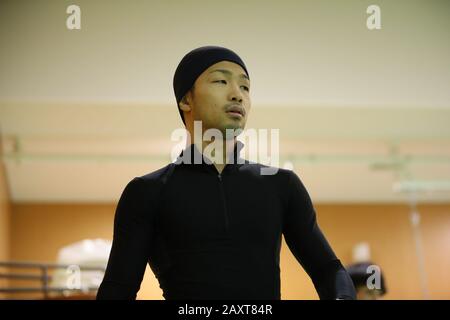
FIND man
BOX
[96,46,356,300]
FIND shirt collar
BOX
[174,140,246,173]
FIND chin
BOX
[223,125,244,138]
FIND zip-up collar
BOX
[174,140,246,174]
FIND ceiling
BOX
[1,0,449,203]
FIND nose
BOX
[228,82,243,103]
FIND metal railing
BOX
[0,261,106,299]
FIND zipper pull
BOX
[218,174,222,181]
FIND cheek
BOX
[244,97,251,112]
[199,93,223,113]
[194,95,220,120]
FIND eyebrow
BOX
[209,69,249,81]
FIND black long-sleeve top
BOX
[96,142,356,300]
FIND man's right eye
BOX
[213,80,227,84]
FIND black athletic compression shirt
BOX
[97,142,356,300]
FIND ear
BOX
[179,93,192,113]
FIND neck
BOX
[185,128,237,174]
[204,138,236,174]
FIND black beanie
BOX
[173,46,249,124]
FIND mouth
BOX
[225,105,245,118]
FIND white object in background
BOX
[56,238,112,266]
[50,239,112,295]
[352,242,371,263]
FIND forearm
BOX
[97,279,139,300]
[310,259,356,300]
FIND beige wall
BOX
[7,201,450,300]
[0,166,9,259]
[298,204,450,300]
[9,203,162,300]
[0,136,12,299]
[0,135,12,298]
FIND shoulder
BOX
[117,163,176,213]
[139,163,175,183]
[239,160,296,183]
[239,161,302,196]
[122,163,176,194]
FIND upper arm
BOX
[97,177,159,299]
[282,171,356,299]
[282,171,337,278]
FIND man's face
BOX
[185,60,251,136]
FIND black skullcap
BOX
[173,46,249,124]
